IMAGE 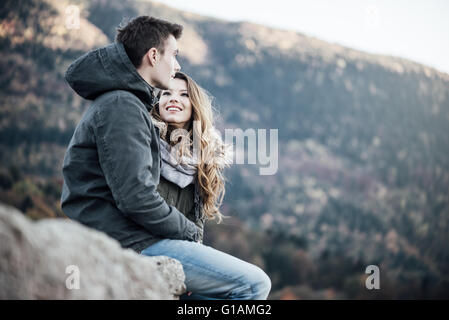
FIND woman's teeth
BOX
[167,107,181,112]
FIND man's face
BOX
[152,35,181,90]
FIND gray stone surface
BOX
[0,203,186,299]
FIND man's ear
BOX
[146,47,158,67]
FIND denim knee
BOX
[231,267,271,300]
[251,268,271,300]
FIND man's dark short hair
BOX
[115,16,183,68]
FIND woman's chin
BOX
[160,115,178,122]
[163,116,185,124]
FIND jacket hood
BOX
[65,42,156,107]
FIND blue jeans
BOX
[140,239,271,300]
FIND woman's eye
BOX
[162,92,170,96]
[181,93,189,97]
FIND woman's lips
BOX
[166,105,182,112]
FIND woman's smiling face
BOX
[158,78,192,129]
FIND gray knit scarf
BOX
[159,138,198,188]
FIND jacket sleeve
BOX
[93,93,200,242]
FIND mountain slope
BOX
[1,0,448,298]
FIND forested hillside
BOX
[1,0,448,298]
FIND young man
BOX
[61,16,201,254]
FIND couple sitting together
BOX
[61,15,271,300]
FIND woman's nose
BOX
[170,96,179,103]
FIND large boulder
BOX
[0,203,186,299]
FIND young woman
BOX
[140,72,271,300]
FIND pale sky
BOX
[154,0,449,74]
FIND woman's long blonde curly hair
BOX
[150,72,232,223]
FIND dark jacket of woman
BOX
[156,174,205,243]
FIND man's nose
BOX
[174,58,181,72]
